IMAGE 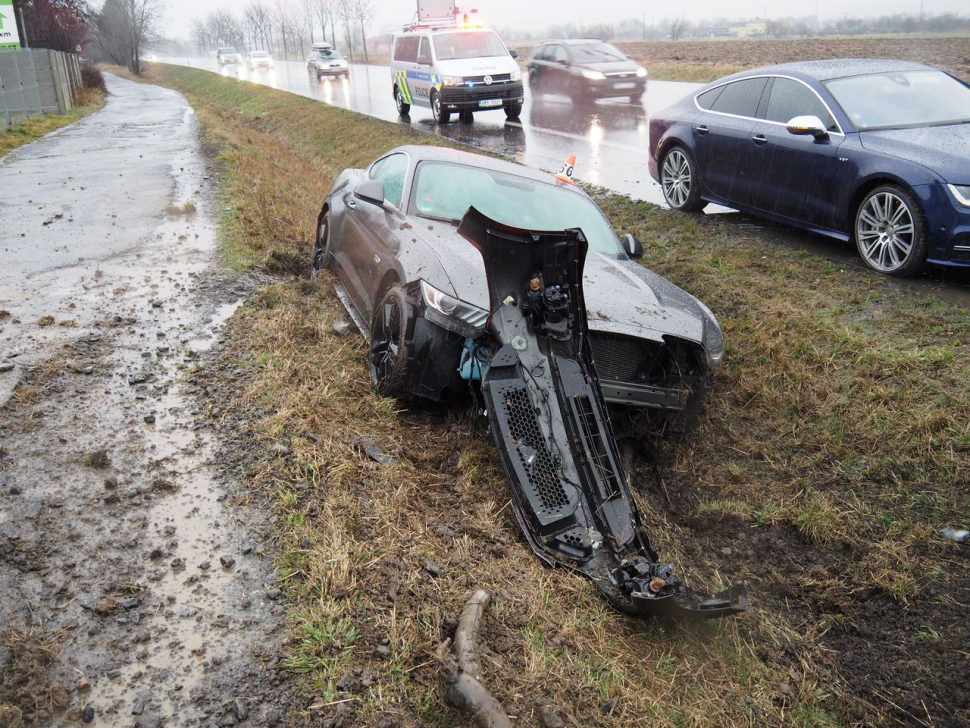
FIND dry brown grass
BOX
[0,628,69,726]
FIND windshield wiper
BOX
[416,213,460,225]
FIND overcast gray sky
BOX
[160,0,968,42]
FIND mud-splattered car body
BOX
[313,145,724,431]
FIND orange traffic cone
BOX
[553,154,576,185]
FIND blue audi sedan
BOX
[648,60,970,276]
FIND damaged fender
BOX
[458,208,746,619]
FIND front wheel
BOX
[369,286,412,397]
[395,85,410,115]
[854,185,927,277]
[660,146,707,213]
[431,90,450,124]
[310,213,332,278]
[504,102,522,120]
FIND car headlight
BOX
[636,67,648,78]
[339,60,348,67]
[949,184,970,207]
[419,281,489,338]
[510,70,522,82]
[693,298,725,370]
[581,70,606,81]
[441,75,464,86]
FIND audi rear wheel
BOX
[660,146,706,213]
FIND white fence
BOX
[0,49,83,131]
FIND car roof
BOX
[387,145,581,190]
[395,27,493,37]
[733,59,934,82]
[539,38,610,46]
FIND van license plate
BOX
[614,82,635,89]
[479,99,503,108]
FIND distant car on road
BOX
[527,39,647,103]
[649,60,970,276]
[307,46,349,78]
[310,145,725,431]
[246,50,274,71]
[216,47,241,66]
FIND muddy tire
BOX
[431,90,450,124]
[660,145,707,213]
[854,184,928,277]
[369,285,412,397]
[310,213,332,278]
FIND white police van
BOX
[391,1,523,123]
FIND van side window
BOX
[417,37,432,65]
[369,153,408,208]
[393,36,419,64]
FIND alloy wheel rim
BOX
[857,192,915,271]
[661,150,691,209]
[396,90,405,112]
[311,220,328,275]
[433,94,441,120]
[371,297,401,384]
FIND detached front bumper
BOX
[440,82,524,111]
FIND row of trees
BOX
[500,12,970,43]
[189,0,372,63]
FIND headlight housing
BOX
[419,281,489,338]
[510,70,522,82]
[949,184,970,207]
[440,75,464,86]
[581,70,606,81]
[636,67,648,78]
[694,298,725,370]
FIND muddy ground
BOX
[0,75,293,726]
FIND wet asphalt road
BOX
[162,57,695,205]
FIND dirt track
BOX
[0,75,290,726]
[617,35,970,80]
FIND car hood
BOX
[434,57,520,77]
[576,60,640,75]
[420,220,704,344]
[859,124,970,183]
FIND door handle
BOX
[751,134,768,145]
[695,125,709,135]
[347,198,356,210]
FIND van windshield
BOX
[409,161,621,256]
[433,32,507,61]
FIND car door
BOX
[410,37,434,104]
[692,77,768,204]
[392,36,421,107]
[341,153,409,318]
[746,77,846,227]
[546,44,570,94]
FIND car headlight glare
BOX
[510,70,522,82]
[441,75,464,86]
[582,70,606,81]
[949,184,970,207]
[419,281,489,337]
[636,67,648,78]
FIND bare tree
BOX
[244,2,273,51]
[271,0,291,59]
[337,0,354,61]
[96,0,164,75]
[350,0,371,62]
[314,0,335,45]
[669,18,688,41]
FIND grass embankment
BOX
[148,63,969,727]
[0,88,105,156]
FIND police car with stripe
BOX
[391,2,523,124]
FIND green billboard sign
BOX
[0,0,22,49]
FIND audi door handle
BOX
[347,198,356,209]
[695,125,709,135]
[751,134,768,145]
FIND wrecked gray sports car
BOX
[313,146,746,618]
[312,146,725,433]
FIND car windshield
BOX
[251,52,268,58]
[410,162,621,255]
[433,31,507,61]
[318,49,343,59]
[824,70,970,130]
[569,43,627,63]
[220,48,236,53]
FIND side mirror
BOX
[556,58,569,66]
[354,179,385,206]
[622,233,643,258]
[509,49,519,59]
[786,115,828,139]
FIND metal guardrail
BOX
[0,49,82,131]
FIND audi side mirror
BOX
[509,49,519,59]
[623,233,643,258]
[786,115,828,139]
[354,179,385,206]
